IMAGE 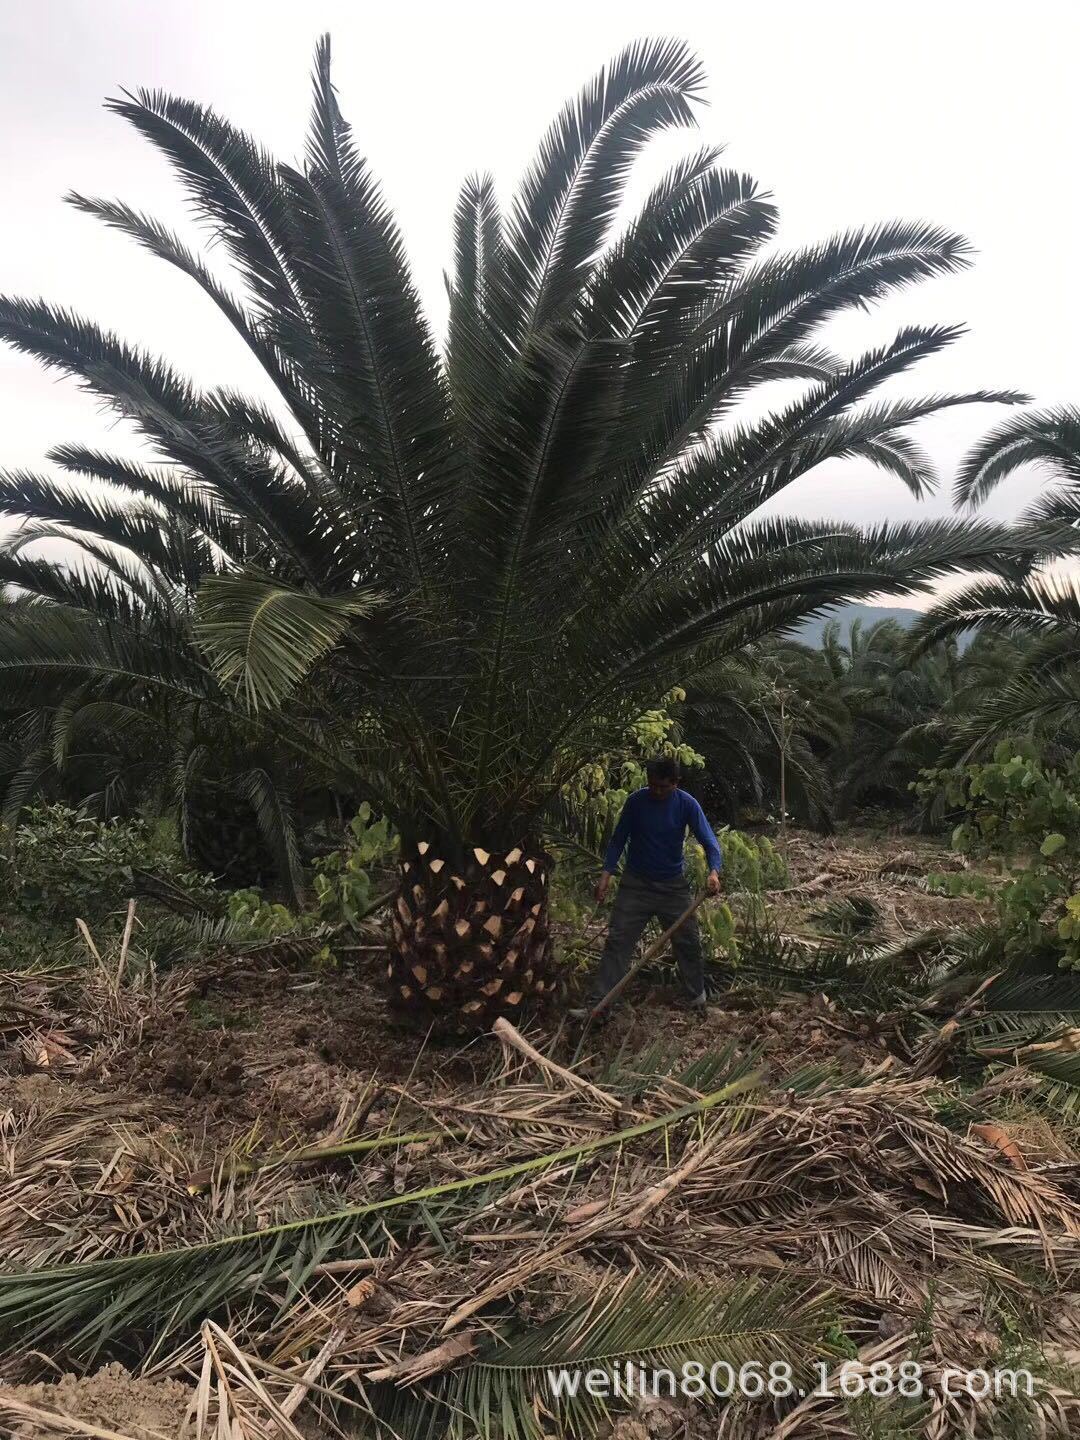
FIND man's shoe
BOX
[680,991,708,1014]
[568,1004,611,1025]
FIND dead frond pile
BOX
[0,1013,1078,1438]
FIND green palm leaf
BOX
[504,38,705,334]
[193,573,378,711]
[418,1275,836,1440]
[956,406,1080,508]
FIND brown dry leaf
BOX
[345,1276,377,1308]
[970,1121,1028,1172]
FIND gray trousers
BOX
[592,871,705,1005]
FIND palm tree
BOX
[0,37,1056,1027]
[821,618,953,810]
[681,643,848,828]
[0,530,321,897]
[915,408,1080,754]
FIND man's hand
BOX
[706,869,721,897]
[595,871,612,903]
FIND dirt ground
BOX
[1,824,1055,1440]
[78,824,974,1147]
[3,1366,188,1440]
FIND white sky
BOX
[1,0,1077,559]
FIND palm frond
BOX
[0,1078,754,1362]
[236,766,305,902]
[504,38,705,334]
[956,406,1080,508]
[1012,1044,1080,1121]
[193,573,378,711]
[428,1275,835,1440]
[282,36,459,590]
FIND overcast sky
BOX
[1,0,1076,562]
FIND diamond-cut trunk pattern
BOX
[387,843,559,1029]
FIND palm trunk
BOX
[387,842,560,1029]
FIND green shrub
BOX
[560,688,706,851]
[0,804,217,969]
[0,805,214,926]
[687,827,786,962]
[312,803,398,929]
[226,888,302,938]
[217,804,397,961]
[917,743,1080,969]
[715,828,787,894]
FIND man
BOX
[584,756,722,1015]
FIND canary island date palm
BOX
[0,37,1061,1026]
[0,542,322,899]
[914,408,1080,754]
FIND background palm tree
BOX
[681,643,848,828]
[821,618,999,814]
[0,37,1061,1026]
[916,408,1080,756]
[0,499,324,898]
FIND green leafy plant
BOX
[0,804,214,928]
[709,828,787,894]
[225,887,301,940]
[557,689,706,849]
[312,803,398,930]
[686,828,786,961]
[918,742,1080,968]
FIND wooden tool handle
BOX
[588,890,709,1021]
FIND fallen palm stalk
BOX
[492,1016,623,1113]
[0,1074,758,1363]
[183,1128,465,1194]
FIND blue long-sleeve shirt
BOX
[603,788,723,881]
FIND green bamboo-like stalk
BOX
[185,1127,463,1193]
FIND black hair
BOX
[645,755,680,784]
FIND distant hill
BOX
[792,604,922,647]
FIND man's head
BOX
[645,755,680,801]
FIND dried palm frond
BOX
[0,913,194,1080]
[5,994,1080,1439]
[0,1076,756,1363]
[188,1321,311,1440]
[890,1113,1080,1238]
[370,1274,836,1440]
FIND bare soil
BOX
[4,1365,188,1439]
